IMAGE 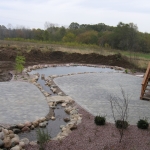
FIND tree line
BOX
[0,22,150,53]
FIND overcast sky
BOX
[0,0,150,33]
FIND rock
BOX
[70,124,77,130]
[9,134,15,139]
[17,124,24,129]
[62,103,67,107]
[0,132,4,140]
[51,87,57,93]
[0,128,2,132]
[32,121,39,127]
[70,110,78,115]
[41,74,45,80]
[21,126,30,132]
[51,116,55,120]
[0,139,4,148]
[8,130,14,134]
[19,141,25,148]
[9,125,17,130]
[24,121,32,127]
[63,118,70,122]
[29,141,37,146]
[13,129,21,134]
[20,138,29,145]
[10,145,20,150]
[11,137,19,145]
[60,125,65,129]
[2,128,9,135]
[58,92,63,96]
[66,64,70,67]
[39,117,46,122]
[30,125,35,130]
[39,121,48,128]
[3,137,11,148]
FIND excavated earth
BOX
[0,47,141,82]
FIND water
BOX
[18,104,69,141]
[29,66,116,77]
[19,65,117,141]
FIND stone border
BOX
[0,63,125,149]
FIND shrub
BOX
[137,119,149,129]
[115,120,129,129]
[94,115,106,125]
[15,55,25,73]
[36,128,50,150]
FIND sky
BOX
[0,0,150,33]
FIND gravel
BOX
[25,103,150,150]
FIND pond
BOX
[18,65,120,141]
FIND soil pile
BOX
[0,48,137,70]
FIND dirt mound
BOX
[0,48,137,70]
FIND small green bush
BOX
[94,115,106,125]
[115,120,128,129]
[125,69,128,73]
[137,119,149,129]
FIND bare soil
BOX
[0,47,142,70]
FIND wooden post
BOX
[140,62,150,100]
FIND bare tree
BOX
[109,88,130,143]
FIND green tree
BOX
[62,32,76,42]
[76,30,98,44]
[15,55,25,73]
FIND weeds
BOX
[36,128,50,150]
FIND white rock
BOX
[19,141,25,148]
[10,145,21,150]
[29,141,37,146]
[61,103,67,107]
[20,138,29,145]
[51,116,55,120]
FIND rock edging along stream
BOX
[0,63,125,149]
